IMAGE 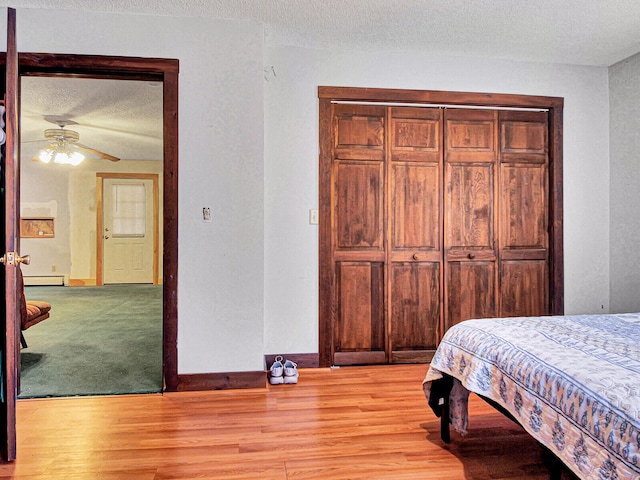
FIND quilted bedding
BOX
[423,313,640,480]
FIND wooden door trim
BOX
[318,86,564,109]
[2,7,19,461]
[318,86,564,368]
[96,173,160,286]
[318,97,333,368]
[0,52,180,392]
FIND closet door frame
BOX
[318,86,564,368]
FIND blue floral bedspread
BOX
[422,313,640,480]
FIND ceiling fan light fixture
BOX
[37,149,54,164]
[37,148,85,166]
[33,120,120,164]
[55,151,85,166]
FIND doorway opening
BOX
[12,53,179,395]
[19,76,165,397]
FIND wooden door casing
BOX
[14,54,180,392]
[0,49,179,460]
[318,87,564,368]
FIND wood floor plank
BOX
[0,365,578,479]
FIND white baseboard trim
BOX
[24,275,65,286]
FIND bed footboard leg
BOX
[542,446,563,480]
[440,397,450,444]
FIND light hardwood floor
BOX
[0,365,576,479]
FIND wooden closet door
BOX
[444,109,498,329]
[388,107,443,363]
[499,110,549,317]
[331,104,387,365]
[319,86,563,367]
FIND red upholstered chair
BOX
[17,268,52,348]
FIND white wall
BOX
[263,46,611,355]
[609,52,640,313]
[20,156,163,282]
[2,8,614,374]
[19,159,70,279]
[4,7,265,374]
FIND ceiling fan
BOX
[32,119,120,165]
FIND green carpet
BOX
[19,284,163,398]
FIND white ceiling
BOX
[13,0,640,162]
[9,0,640,66]
[21,77,163,162]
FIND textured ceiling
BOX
[11,1,640,162]
[6,0,640,66]
[21,77,163,162]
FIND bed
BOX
[422,313,640,480]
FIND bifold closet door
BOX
[320,87,562,367]
[442,108,550,327]
[330,104,444,365]
[328,104,550,365]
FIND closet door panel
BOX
[391,107,441,162]
[500,113,548,163]
[500,260,548,317]
[445,163,494,249]
[334,104,384,161]
[446,261,496,328]
[392,163,440,251]
[390,262,440,362]
[445,109,496,163]
[501,165,547,249]
[334,262,386,364]
[334,161,384,251]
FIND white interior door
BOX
[103,178,154,284]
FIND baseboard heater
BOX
[24,275,65,286]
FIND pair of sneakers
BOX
[269,355,298,384]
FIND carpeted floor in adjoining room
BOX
[19,284,163,398]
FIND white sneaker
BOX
[269,355,284,385]
[283,359,298,384]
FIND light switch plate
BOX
[309,209,319,225]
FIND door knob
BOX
[468,253,475,259]
[0,252,30,265]
[412,253,419,260]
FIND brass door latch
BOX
[0,252,30,266]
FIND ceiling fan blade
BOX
[75,143,120,162]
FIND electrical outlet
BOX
[309,209,319,225]
[202,207,211,223]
